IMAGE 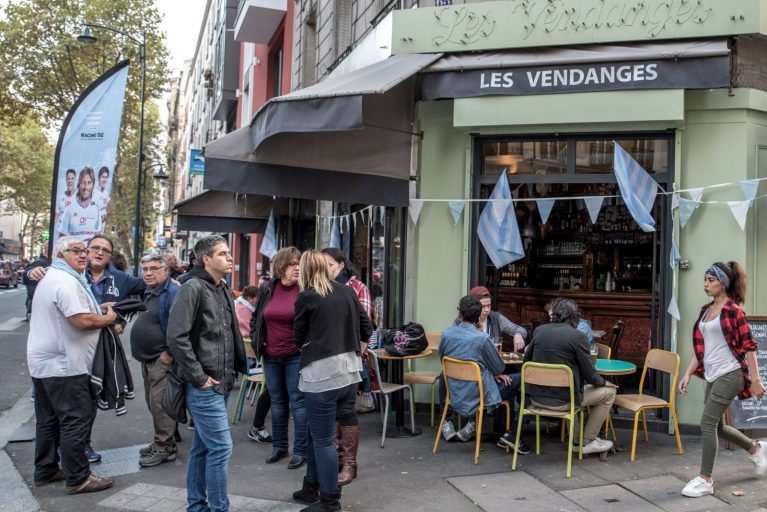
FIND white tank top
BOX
[699,317,740,382]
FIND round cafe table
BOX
[374,348,433,437]
[595,359,636,376]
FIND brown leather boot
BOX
[338,425,360,486]
[335,421,343,470]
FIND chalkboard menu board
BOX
[731,316,767,430]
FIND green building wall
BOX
[408,88,767,427]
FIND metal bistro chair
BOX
[513,362,584,478]
[613,348,683,462]
[366,348,415,448]
[231,341,265,424]
[432,356,511,465]
[403,331,441,426]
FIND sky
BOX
[156,0,208,71]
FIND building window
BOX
[335,0,352,57]
[302,10,317,88]
[270,45,283,99]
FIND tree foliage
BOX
[0,0,170,257]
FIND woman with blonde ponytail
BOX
[291,251,372,512]
[679,261,767,497]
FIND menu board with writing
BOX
[731,316,767,430]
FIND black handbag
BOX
[161,368,188,424]
[382,322,428,357]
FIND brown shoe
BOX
[338,425,360,486]
[66,474,114,494]
[35,469,66,487]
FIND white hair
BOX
[55,236,84,257]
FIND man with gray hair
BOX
[167,235,246,511]
[524,298,617,455]
[27,236,117,494]
[131,254,181,467]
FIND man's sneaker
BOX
[456,421,476,442]
[139,450,177,468]
[682,476,714,497]
[749,440,767,476]
[248,425,273,443]
[84,443,102,463]
[497,432,531,454]
[575,437,614,454]
[139,444,153,457]
[66,474,114,494]
[355,392,375,413]
[442,420,457,441]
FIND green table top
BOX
[595,359,637,375]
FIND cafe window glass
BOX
[575,139,669,175]
[481,140,567,176]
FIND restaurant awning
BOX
[204,52,442,207]
[172,190,287,234]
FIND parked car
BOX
[0,261,19,288]
[12,260,24,280]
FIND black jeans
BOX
[251,389,271,429]
[33,374,92,486]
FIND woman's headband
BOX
[706,265,730,288]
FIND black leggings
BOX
[251,388,271,428]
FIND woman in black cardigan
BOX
[291,250,372,512]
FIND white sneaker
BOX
[682,476,714,498]
[456,421,476,442]
[749,440,767,476]
[442,420,457,441]
[577,437,614,454]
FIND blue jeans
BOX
[185,384,232,512]
[263,354,307,457]
[304,384,357,493]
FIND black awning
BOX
[172,190,287,234]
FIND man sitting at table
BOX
[459,286,527,354]
[439,295,530,454]
[524,298,617,454]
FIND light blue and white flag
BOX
[740,179,760,202]
[678,198,700,229]
[668,296,681,321]
[477,172,524,268]
[613,143,658,232]
[329,217,341,248]
[448,201,465,226]
[260,209,278,258]
[536,199,556,224]
[670,239,681,269]
[584,196,604,224]
[727,200,750,230]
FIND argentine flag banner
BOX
[613,143,658,232]
[477,171,524,268]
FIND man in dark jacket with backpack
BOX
[167,235,246,512]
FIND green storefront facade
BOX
[388,0,767,429]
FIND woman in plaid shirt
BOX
[678,261,767,498]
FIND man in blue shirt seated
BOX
[438,295,530,454]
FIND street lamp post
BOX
[78,24,146,277]
[138,163,168,257]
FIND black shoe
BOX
[265,450,289,464]
[293,479,320,505]
[288,455,306,469]
[300,490,341,512]
[174,428,182,443]
[497,432,531,455]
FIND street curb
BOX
[0,389,39,512]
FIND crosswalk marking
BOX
[0,317,25,332]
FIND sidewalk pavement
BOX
[3,355,767,512]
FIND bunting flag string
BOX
[740,179,760,202]
[448,201,465,225]
[687,187,705,204]
[667,296,681,321]
[670,239,681,269]
[583,196,604,224]
[678,198,700,229]
[536,199,556,225]
[328,217,341,248]
[409,199,424,225]
[727,200,750,230]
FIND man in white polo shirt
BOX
[27,236,117,495]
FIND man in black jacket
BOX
[523,298,617,455]
[167,235,246,512]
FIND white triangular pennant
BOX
[670,239,680,269]
[448,201,465,226]
[536,199,555,224]
[667,296,681,321]
[678,198,700,229]
[378,206,385,225]
[491,199,510,224]
[329,217,341,248]
[687,187,704,204]
[584,196,604,224]
[671,193,679,210]
[352,211,358,231]
[259,209,278,259]
[361,207,369,226]
[409,199,424,225]
[727,200,750,230]
[740,179,760,202]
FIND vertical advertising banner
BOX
[49,60,130,250]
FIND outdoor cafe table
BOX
[374,348,433,438]
[595,359,636,376]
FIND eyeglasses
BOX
[142,266,165,273]
[64,248,88,257]
[287,262,300,267]
[88,246,112,255]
